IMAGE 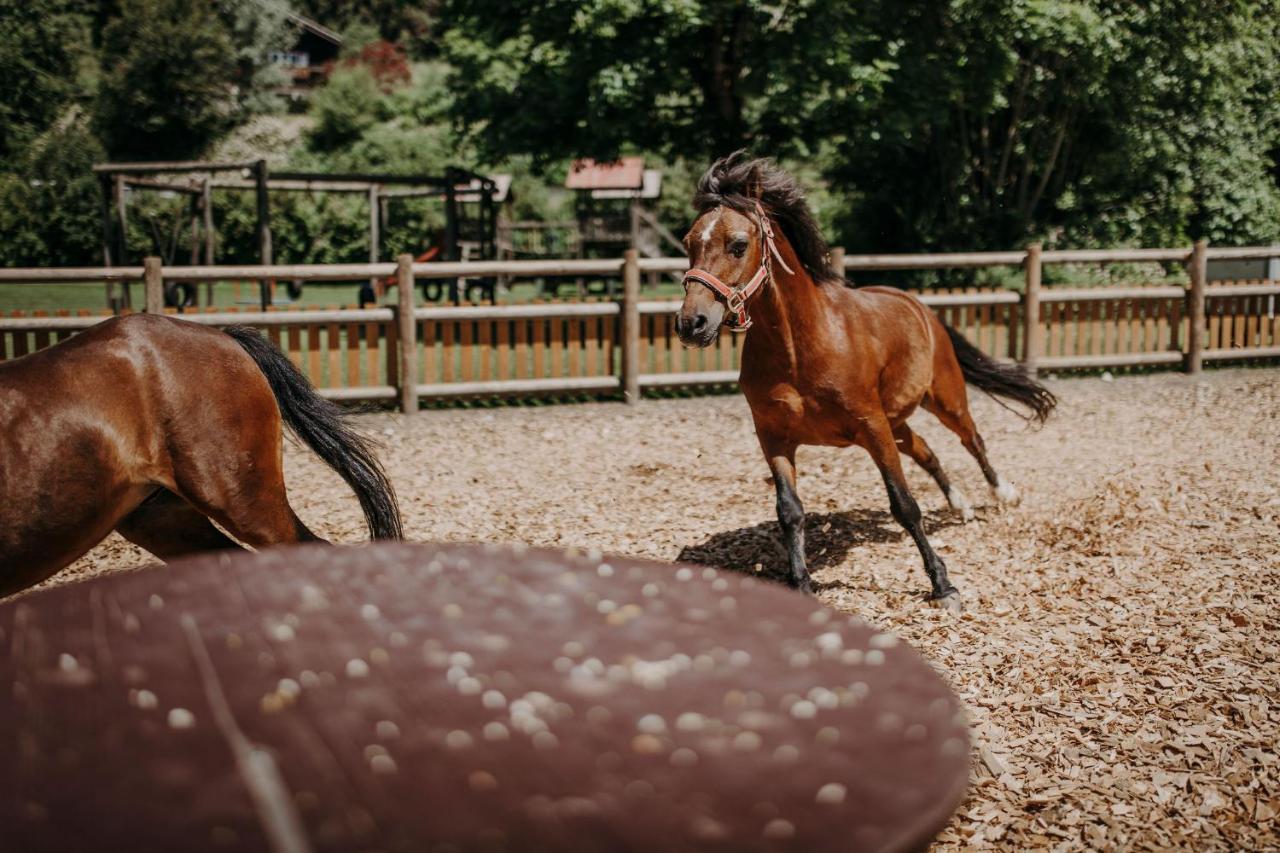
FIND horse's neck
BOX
[745,239,825,374]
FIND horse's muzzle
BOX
[676,311,717,348]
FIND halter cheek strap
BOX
[681,202,793,331]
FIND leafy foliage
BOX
[442,0,1280,252]
[440,0,891,164]
[0,114,106,266]
[0,0,89,164]
[94,0,239,159]
[825,0,1280,251]
[0,0,1278,269]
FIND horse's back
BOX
[0,315,273,590]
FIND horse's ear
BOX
[745,162,764,201]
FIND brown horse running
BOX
[0,313,402,597]
[677,154,1056,610]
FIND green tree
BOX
[219,0,295,115]
[94,0,239,159]
[825,0,1280,252]
[0,113,106,266]
[440,0,891,164]
[0,0,89,163]
[440,0,1280,251]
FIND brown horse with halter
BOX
[0,313,402,597]
[677,153,1055,610]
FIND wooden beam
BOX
[415,376,620,398]
[121,176,202,195]
[1037,352,1184,370]
[369,185,381,296]
[622,249,641,404]
[254,160,273,310]
[114,175,132,309]
[211,179,376,194]
[843,252,1028,270]
[1185,240,1208,374]
[98,172,117,311]
[1022,243,1043,374]
[144,257,164,314]
[94,161,257,174]
[395,254,417,414]
[201,178,215,306]
[272,171,450,187]
[1040,248,1189,264]
[638,371,738,387]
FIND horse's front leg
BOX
[859,416,961,611]
[760,435,813,594]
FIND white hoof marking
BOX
[994,477,1020,506]
[947,487,976,522]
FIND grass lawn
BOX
[0,276,685,315]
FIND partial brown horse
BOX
[0,313,402,596]
[677,154,1055,610]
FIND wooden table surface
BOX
[0,543,968,852]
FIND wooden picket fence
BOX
[1,246,1277,409]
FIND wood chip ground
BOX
[46,368,1280,850]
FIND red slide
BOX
[377,245,441,296]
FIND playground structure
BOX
[494,158,684,298]
[93,160,506,310]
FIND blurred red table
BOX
[0,543,968,852]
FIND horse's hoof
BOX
[993,477,1021,507]
[792,579,816,596]
[947,488,976,522]
[928,591,962,614]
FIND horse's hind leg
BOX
[169,426,329,550]
[116,489,245,560]
[182,479,327,550]
[892,423,974,521]
[923,382,1020,507]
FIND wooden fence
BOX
[1,244,1277,410]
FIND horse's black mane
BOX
[693,151,838,283]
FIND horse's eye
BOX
[729,241,748,258]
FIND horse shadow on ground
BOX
[676,508,967,591]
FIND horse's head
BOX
[676,204,770,348]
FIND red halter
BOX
[681,202,794,332]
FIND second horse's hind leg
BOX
[171,443,329,551]
[116,489,245,560]
[893,424,975,521]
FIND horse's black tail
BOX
[224,326,403,540]
[942,323,1057,425]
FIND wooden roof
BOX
[565,157,646,191]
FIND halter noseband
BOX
[681,201,794,332]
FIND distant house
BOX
[269,13,343,100]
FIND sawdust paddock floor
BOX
[56,368,1280,850]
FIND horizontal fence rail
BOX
[2,242,1278,408]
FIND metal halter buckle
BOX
[725,289,746,316]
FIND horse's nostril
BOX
[693,314,708,332]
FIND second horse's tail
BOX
[223,326,403,540]
[942,323,1057,425]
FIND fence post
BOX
[1022,243,1043,374]
[1185,240,1207,374]
[396,254,418,414]
[254,159,272,311]
[144,257,164,314]
[621,249,641,405]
